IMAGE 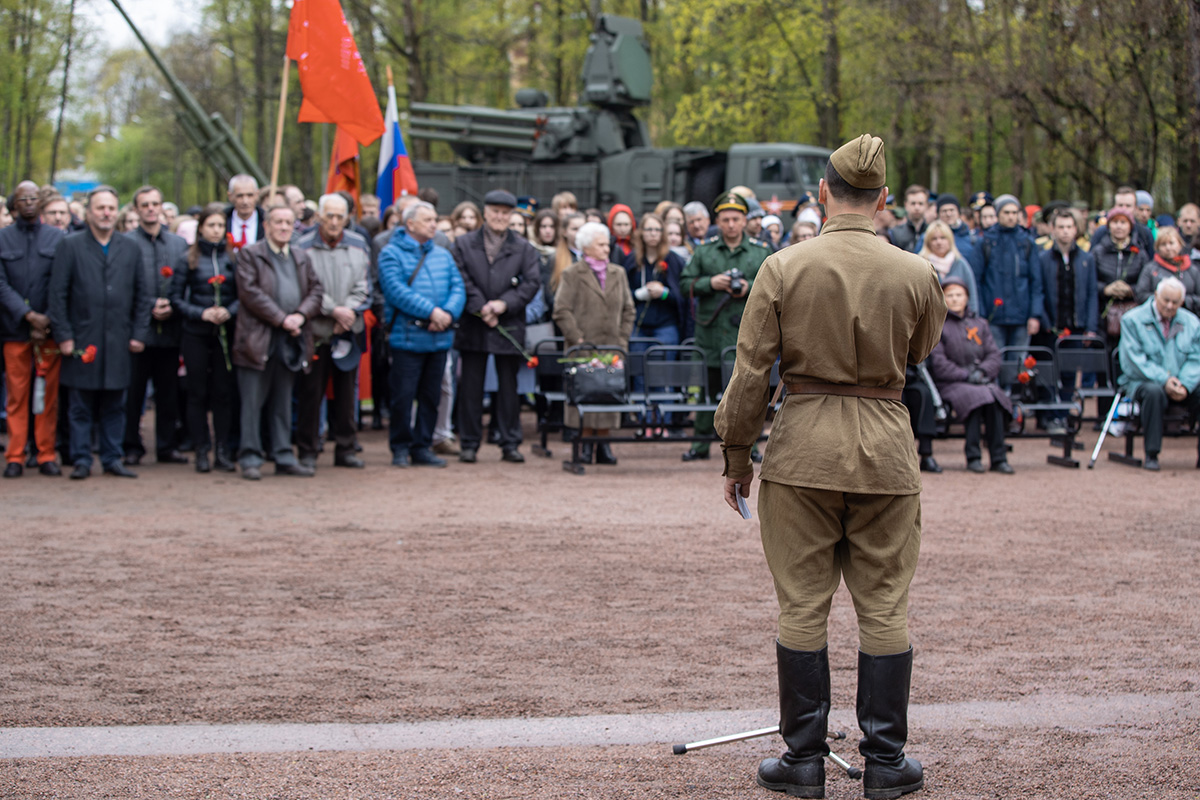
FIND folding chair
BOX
[531,337,566,457]
[562,345,645,474]
[998,345,1083,467]
[643,346,720,430]
[1053,334,1113,425]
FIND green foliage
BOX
[9,0,1199,211]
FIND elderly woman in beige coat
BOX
[553,221,635,465]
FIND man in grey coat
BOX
[48,186,153,480]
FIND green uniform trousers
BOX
[758,479,921,656]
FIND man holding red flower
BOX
[48,186,153,479]
[123,185,189,465]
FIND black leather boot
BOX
[595,442,618,465]
[213,446,237,473]
[577,442,594,464]
[756,642,829,798]
[858,647,923,799]
[194,449,212,473]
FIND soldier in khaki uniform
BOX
[680,191,772,461]
[714,135,946,800]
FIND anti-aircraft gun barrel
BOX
[108,0,266,186]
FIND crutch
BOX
[1088,388,1123,469]
[672,726,863,779]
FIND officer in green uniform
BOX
[715,135,946,799]
[680,191,772,461]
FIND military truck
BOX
[409,14,830,217]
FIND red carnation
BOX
[1017,371,1032,384]
[160,266,173,278]
[1058,327,1071,339]
[207,275,226,285]
[526,356,539,369]
[994,298,1004,307]
[1023,355,1037,369]
[81,345,98,364]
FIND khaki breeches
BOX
[758,480,921,656]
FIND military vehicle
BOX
[409,14,830,218]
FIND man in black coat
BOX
[451,190,541,463]
[0,180,65,477]
[48,186,153,480]
[123,185,189,465]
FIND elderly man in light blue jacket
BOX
[1118,276,1200,470]
[378,200,465,468]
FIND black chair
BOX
[626,336,665,404]
[1053,334,1114,423]
[643,346,720,425]
[531,337,566,457]
[562,345,645,474]
[998,345,1083,467]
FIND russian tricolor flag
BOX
[376,82,419,209]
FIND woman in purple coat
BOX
[928,276,1015,474]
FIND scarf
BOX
[483,226,505,265]
[927,251,955,276]
[1154,252,1191,273]
[584,255,608,290]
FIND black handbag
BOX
[564,359,626,405]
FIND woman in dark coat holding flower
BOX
[169,202,239,473]
[928,276,1014,474]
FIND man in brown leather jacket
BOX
[715,135,946,800]
[233,204,323,480]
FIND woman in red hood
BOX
[607,204,636,259]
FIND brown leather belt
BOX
[786,382,903,401]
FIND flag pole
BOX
[268,53,291,201]
[386,63,393,89]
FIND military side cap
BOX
[830,134,886,189]
[712,191,749,215]
[516,196,538,218]
[483,189,518,208]
[969,191,993,210]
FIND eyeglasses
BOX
[643,226,662,233]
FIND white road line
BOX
[1,693,1192,759]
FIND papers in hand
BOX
[734,485,753,520]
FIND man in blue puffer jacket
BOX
[969,194,1045,351]
[378,201,465,468]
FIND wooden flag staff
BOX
[268,53,291,201]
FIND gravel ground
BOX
[1,415,1197,798]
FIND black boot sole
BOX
[863,777,924,799]
[755,774,824,798]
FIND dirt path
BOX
[1,418,1197,797]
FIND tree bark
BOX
[49,0,76,183]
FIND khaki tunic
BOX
[553,261,635,429]
[714,214,947,493]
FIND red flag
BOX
[326,126,361,213]
[286,0,384,147]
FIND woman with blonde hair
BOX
[918,220,979,315]
[549,212,585,297]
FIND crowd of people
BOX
[2,172,1199,480]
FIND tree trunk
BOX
[49,0,76,183]
[818,0,841,149]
